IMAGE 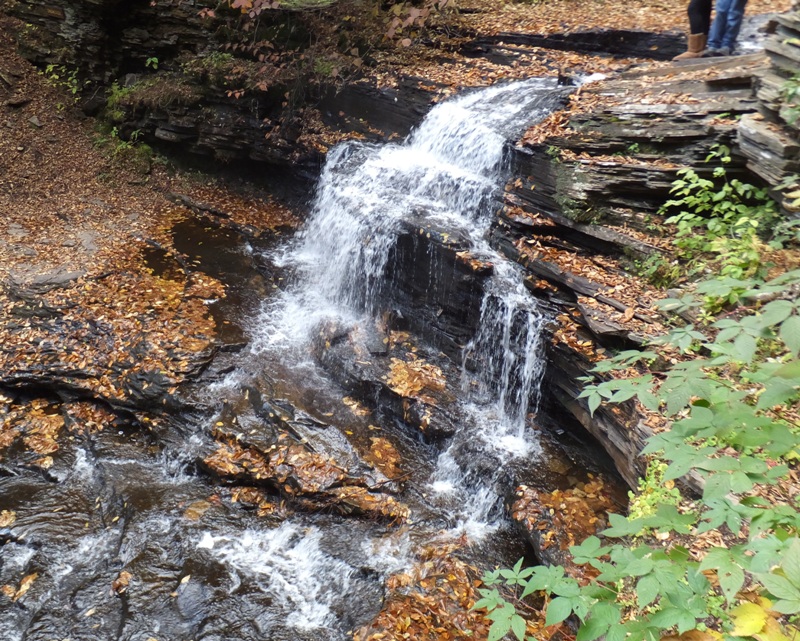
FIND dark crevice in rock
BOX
[462,29,686,62]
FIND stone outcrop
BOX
[488,54,780,488]
[508,55,767,229]
[462,29,685,62]
[511,478,619,576]
[12,0,211,83]
[739,2,800,214]
[9,0,443,171]
[312,318,460,440]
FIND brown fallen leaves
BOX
[230,486,281,517]
[354,542,493,641]
[365,436,403,480]
[0,397,126,468]
[183,499,213,521]
[552,312,602,362]
[512,476,617,581]
[343,395,372,417]
[453,0,791,42]
[0,11,300,468]
[1,397,63,462]
[204,432,409,522]
[521,111,571,147]
[111,570,132,595]
[356,540,576,641]
[386,356,446,403]
[1,572,38,603]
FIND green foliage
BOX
[93,125,153,176]
[627,461,683,523]
[635,254,683,288]
[781,74,800,126]
[180,52,273,96]
[105,75,203,116]
[105,81,134,122]
[145,56,159,70]
[41,64,88,102]
[313,57,336,77]
[546,145,562,161]
[478,267,800,641]
[182,52,236,86]
[659,145,778,280]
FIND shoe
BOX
[716,46,732,56]
[702,47,722,57]
[673,33,707,60]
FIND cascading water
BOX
[263,78,569,536]
[197,524,354,630]
[273,79,562,414]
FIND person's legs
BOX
[721,0,749,49]
[688,0,713,34]
[674,0,713,60]
[707,0,734,49]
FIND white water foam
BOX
[254,79,567,539]
[260,79,559,421]
[197,524,354,630]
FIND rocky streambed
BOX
[0,77,629,640]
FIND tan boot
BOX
[673,33,707,60]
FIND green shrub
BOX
[480,269,800,641]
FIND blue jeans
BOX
[707,0,748,49]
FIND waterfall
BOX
[249,78,571,540]
[271,79,563,435]
[1,77,601,641]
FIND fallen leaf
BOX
[13,573,38,602]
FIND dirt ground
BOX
[456,0,791,36]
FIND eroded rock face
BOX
[13,0,210,83]
[201,393,410,521]
[386,217,494,359]
[313,319,459,440]
[483,55,784,490]
[10,0,439,172]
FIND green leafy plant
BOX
[477,269,800,641]
[42,64,88,100]
[781,74,800,126]
[626,460,682,523]
[145,56,159,70]
[659,145,778,280]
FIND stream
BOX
[1,79,623,641]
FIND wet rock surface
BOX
[386,217,495,359]
[0,410,389,641]
[0,209,626,639]
[313,319,460,440]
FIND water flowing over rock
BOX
[273,79,570,435]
